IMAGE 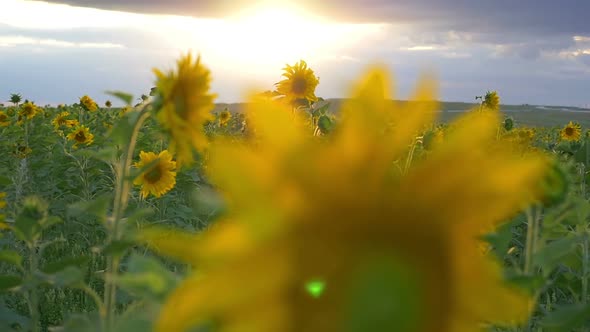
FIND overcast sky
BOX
[1,0,589,107]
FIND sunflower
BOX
[219,109,232,127]
[13,144,32,159]
[105,100,112,108]
[133,150,177,199]
[0,192,5,209]
[559,121,582,142]
[52,111,73,129]
[275,60,319,104]
[67,125,94,147]
[118,105,133,117]
[0,192,5,224]
[0,111,9,127]
[482,91,500,111]
[19,102,38,121]
[141,68,549,332]
[152,53,216,167]
[79,95,98,112]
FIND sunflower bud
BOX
[503,117,514,131]
[537,160,569,208]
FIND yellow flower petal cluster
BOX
[559,121,581,142]
[219,110,231,127]
[483,90,500,111]
[133,150,177,198]
[52,111,78,130]
[67,125,94,148]
[153,53,216,167]
[275,60,319,103]
[18,102,39,123]
[79,95,98,112]
[0,192,5,223]
[143,68,549,332]
[0,111,9,127]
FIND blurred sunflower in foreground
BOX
[79,95,98,112]
[559,121,581,142]
[142,68,550,332]
[152,53,216,167]
[67,125,94,148]
[275,60,319,104]
[133,150,177,198]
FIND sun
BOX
[223,4,335,65]
[166,2,383,73]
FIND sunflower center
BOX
[0,114,7,121]
[565,127,574,136]
[75,131,86,142]
[291,76,308,95]
[144,165,163,184]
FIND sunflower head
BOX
[145,67,549,332]
[0,192,5,223]
[79,95,98,112]
[219,109,232,126]
[66,125,94,147]
[559,121,582,142]
[133,150,177,199]
[105,100,112,108]
[52,111,71,129]
[13,143,32,159]
[153,53,216,167]
[275,60,320,104]
[0,111,10,127]
[482,90,500,111]
[503,117,514,131]
[19,102,38,120]
[0,192,6,210]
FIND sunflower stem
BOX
[524,206,537,275]
[103,108,150,331]
[26,242,40,332]
[582,236,588,304]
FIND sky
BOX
[0,0,589,107]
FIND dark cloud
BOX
[44,0,590,36]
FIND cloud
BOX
[0,35,124,48]
[42,0,590,35]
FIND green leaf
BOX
[0,302,31,331]
[0,275,22,291]
[540,303,590,331]
[504,273,546,296]
[533,235,583,272]
[0,251,23,270]
[75,147,117,163]
[482,217,518,260]
[49,266,84,287]
[105,91,134,106]
[52,313,99,332]
[108,109,142,146]
[67,194,112,224]
[41,256,90,274]
[318,115,333,134]
[102,240,135,258]
[117,254,177,302]
[42,216,62,230]
[0,176,11,186]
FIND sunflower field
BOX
[1,55,590,332]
